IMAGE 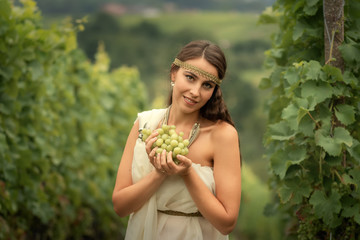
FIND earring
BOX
[171,82,175,87]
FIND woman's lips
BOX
[183,96,197,105]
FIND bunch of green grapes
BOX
[141,124,190,164]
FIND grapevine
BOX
[259,0,360,239]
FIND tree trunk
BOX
[323,0,345,72]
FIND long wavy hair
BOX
[168,40,234,127]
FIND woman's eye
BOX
[185,75,194,81]
[203,82,214,89]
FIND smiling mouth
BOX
[184,96,197,105]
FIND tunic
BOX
[124,109,228,240]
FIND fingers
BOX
[175,155,192,167]
[145,131,159,155]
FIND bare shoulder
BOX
[211,120,239,143]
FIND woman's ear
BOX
[170,71,176,82]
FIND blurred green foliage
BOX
[0,0,145,238]
[34,0,274,16]
[260,0,360,239]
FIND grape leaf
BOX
[347,140,360,163]
[315,128,353,156]
[284,67,300,85]
[304,0,320,16]
[309,190,341,226]
[304,60,322,80]
[348,168,360,194]
[323,64,343,83]
[301,80,333,104]
[334,127,353,147]
[278,177,312,204]
[293,21,306,41]
[342,202,360,225]
[339,43,360,64]
[268,120,295,141]
[343,70,359,88]
[278,185,292,203]
[335,104,355,126]
[270,145,307,179]
[282,103,298,130]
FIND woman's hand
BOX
[151,149,193,176]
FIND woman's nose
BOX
[189,84,201,97]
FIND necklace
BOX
[161,106,200,148]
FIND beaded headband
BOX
[173,58,222,85]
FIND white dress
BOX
[124,109,228,240]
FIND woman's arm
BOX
[179,122,241,235]
[112,120,167,217]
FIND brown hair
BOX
[168,40,234,127]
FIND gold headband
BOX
[173,58,222,85]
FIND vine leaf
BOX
[270,145,307,179]
[268,120,295,141]
[293,21,306,41]
[315,127,353,156]
[347,140,360,163]
[309,190,342,227]
[339,43,360,64]
[342,202,360,225]
[334,104,355,126]
[304,0,320,16]
[278,177,312,204]
[304,60,323,80]
[343,70,359,88]
[348,168,360,195]
[301,80,333,104]
[282,97,316,131]
[284,67,300,85]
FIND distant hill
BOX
[34,0,275,16]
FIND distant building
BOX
[101,3,127,16]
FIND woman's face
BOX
[171,57,218,114]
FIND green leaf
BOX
[282,103,298,130]
[323,64,343,83]
[271,145,307,179]
[304,0,319,15]
[278,177,312,204]
[343,70,359,88]
[281,97,316,131]
[334,127,353,147]
[342,202,360,225]
[339,43,360,64]
[268,120,295,141]
[293,21,306,41]
[315,130,341,156]
[347,140,360,163]
[309,190,341,226]
[315,127,353,156]
[278,185,293,203]
[304,60,322,80]
[284,67,300,85]
[335,104,355,126]
[298,114,315,137]
[301,80,333,104]
[348,168,360,194]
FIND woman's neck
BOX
[167,105,200,129]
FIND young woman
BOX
[112,40,241,240]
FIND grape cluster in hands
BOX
[141,124,190,164]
